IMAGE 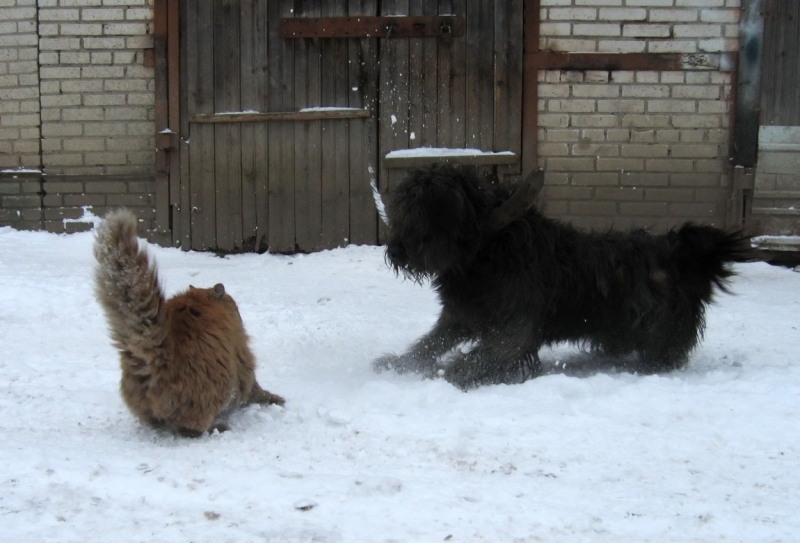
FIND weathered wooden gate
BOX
[155,0,526,253]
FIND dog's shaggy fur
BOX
[373,164,755,390]
[94,209,284,436]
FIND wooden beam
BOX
[528,51,737,72]
[152,0,169,232]
[521,0,540,185]
[155,131,179,150]
[167,0,180,218]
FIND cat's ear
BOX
[213,283,226,298]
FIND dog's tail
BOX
[94,209,167,365]
[668,223,758,300]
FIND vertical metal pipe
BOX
[733,0,764,167]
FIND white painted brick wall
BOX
[538,0,738,228]
[0,0,41,169]
[38,0,155,176]
[539,68,734,227]
[1,0,155,175]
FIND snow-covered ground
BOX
[1,225,799,542]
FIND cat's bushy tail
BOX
[93,209,166,365]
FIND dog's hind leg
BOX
[373,310,471,378]
[635,331,694,374]
[632,304,701,374]
[519,351,544,381]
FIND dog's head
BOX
[384,163,515,278]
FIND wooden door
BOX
[376,0,525,241]
[178,0,378,253]
[165,0,526,252]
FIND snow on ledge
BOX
[63,206,103,228]
[386,147,515,159]
[214,110,260,115]
[752,235,800,252]
[214,107,367,114]
[1,168,42,174]
[299,107,366,113]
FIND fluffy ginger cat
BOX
[94,209,284,437]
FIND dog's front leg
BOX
[373,310,470,378]
[444,325,543,390]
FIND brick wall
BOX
[1,0,42,229]
[0,0,157,234]
[0,0,41,171]
[38,0,155,177]
[538,0,740,230]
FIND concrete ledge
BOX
[752,235,800,252]
[385,149,518,169]
[759,126,800,152]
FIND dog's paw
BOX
[373,353,440,378]
[444,356,542,390]
[442,362,480,391]
[372,353,401,373]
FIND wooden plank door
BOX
[175,0,525,252]
[377,0,525,186]
[180,0,378,253]
[375,0,525,243]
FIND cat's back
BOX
[163,284,250,371]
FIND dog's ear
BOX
[486,168,544,232]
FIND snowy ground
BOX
[1,225,799,543]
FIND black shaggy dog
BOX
[373,163,755,390]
